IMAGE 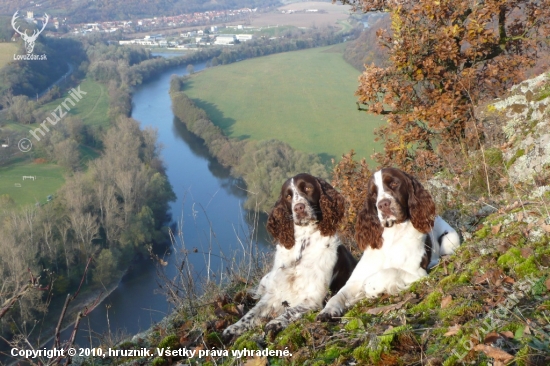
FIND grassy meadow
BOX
[1,78,109,207]
[183,45,384,163]
[0,158,65,206]
[40,78,109,127]
[0,43,18,69]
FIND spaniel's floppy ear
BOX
[405,172,436,234]
[316,178,345,237]
[267,197,295,249]
[355,188,383,250]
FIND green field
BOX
[40,78,110,127]
[0,158,65,206]
[0,43,18,69]
[4,79,109,131]
[1,78,109,207]
[183,45,384,162]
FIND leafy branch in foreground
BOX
[340,0,550,174]
[1,258,101,366]
[0,270,50,320]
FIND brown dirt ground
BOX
[247,12,349,28]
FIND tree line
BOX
[110,25,347,86]
[209,26,347,66]
[170,77,327,212]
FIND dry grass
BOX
[247,2,352,28]
[279,1,351,13]
[246,12,348,28]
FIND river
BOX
[65,59,271,347]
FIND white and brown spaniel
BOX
[317,167,460,321]
[223,173,356,339]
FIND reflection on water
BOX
[171,116,242,186]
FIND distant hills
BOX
[0,0,281,23]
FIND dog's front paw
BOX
[222,324,242,342]
[316,308,342,322]
[265,320,285,335]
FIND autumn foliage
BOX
[341,0,550,174]
[330,151,372,247]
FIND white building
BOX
[139,39,157,46]
[236,34,253,42]
[119,37,158,46]
[215,35,236,45]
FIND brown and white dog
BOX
[223,173,356,338]
[317,168,460,321]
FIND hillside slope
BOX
[76,72,550,366]
[0,0,280,22]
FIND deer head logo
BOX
[12,11,49,54]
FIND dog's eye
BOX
[286,194,292,201]
[389,181,399,189]
[305,186,312,192]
